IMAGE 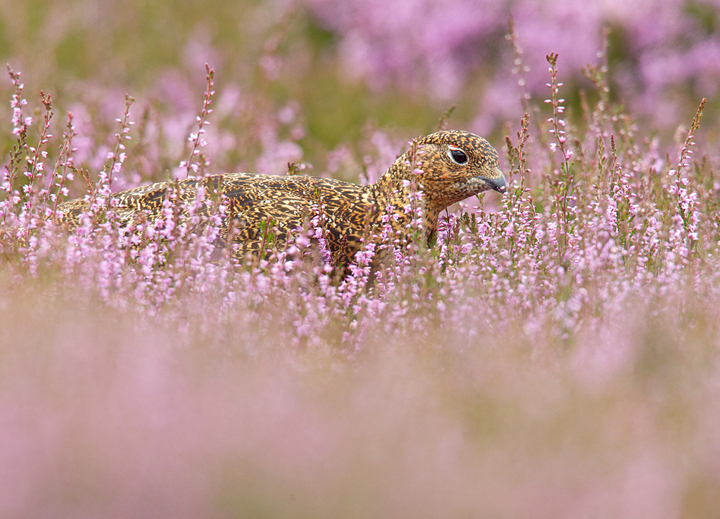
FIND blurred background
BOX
[1,0,718,185]
[3,3,720,517]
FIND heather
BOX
[2,1,720,517]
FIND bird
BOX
[58,130,506,268]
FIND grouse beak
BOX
[484,168,507,194]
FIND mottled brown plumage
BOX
[59,130,506,267]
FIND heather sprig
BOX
[48,112,78,221]
[582,30,612,140]
[7,65,30,136]
[506,16,533,117]
[402,138,428,249]
[668,98,706,249]
[104,94,135,192]
[181,64,215,178]
[544,53,576,253]
[19,91,54,227]
[1,67,29,231]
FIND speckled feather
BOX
[58,130,506,267]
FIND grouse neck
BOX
[367,157,441,245]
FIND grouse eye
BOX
[448,147,468,165]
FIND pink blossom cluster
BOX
[1,60,717,347]
[0,85,714,354]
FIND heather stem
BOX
[105,95,135,192]
[50,112,78,221]
[183,64,215,178]
[22,91,54,226]
[545,53,574,251]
